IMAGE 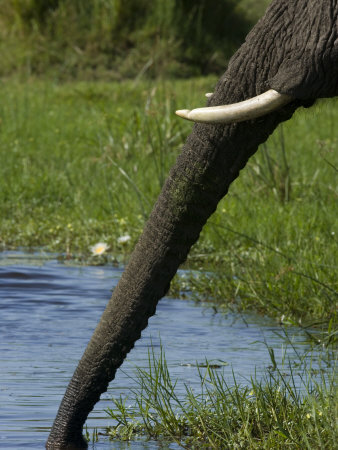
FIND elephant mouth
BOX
[176,89,292,124]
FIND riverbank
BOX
[1,79,336,326]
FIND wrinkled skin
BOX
[47,1,338,448]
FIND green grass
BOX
[0,0,270,80]
[0,78,209,258]
[1,3,335,446]
[1,78,336,325]
[171,99,337,325]
[105,345,337,449]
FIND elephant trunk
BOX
[47,0,336,445]
[46,93,298,448]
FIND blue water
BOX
[0,251,318,449]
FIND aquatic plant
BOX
[90,242,109,256]
[106,345,337,448]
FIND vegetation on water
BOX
[105,345,337,449]
[0,0,271,80]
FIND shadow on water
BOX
[0,251,324,449]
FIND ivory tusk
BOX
[205,92,213,98]
[176,89,292,124]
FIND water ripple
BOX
[0,252,315,449]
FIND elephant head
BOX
[46,0,338,448]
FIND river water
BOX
[0,251,317,449]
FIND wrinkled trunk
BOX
[46,104,299,449]
[46,0,335,447]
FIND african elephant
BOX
[46,0,338,448]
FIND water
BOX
[0,251,316,449]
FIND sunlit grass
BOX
[0,79,337,324]
[0,78,200,256]
[105,345,337,449]
[1,76,336,450]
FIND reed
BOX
[106,344,337,448]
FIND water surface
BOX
[0,251,315,449]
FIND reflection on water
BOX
[0,251,314,449]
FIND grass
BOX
[105,345,337,449]
[0,0,270,80]
[1,80,335,450]
[0,77,205,258]
[0,78,336,326]
[1,3,335,447]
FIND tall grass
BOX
[0,78,207,256]
[106,345,337,448]
[171,101,337,325]
[0,79,336,325]
[0,0,269,79]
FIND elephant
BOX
[46,0,338,448]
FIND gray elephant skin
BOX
[46,0,338,448]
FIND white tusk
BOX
[176,89,292,124]
[205,92,213,98]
